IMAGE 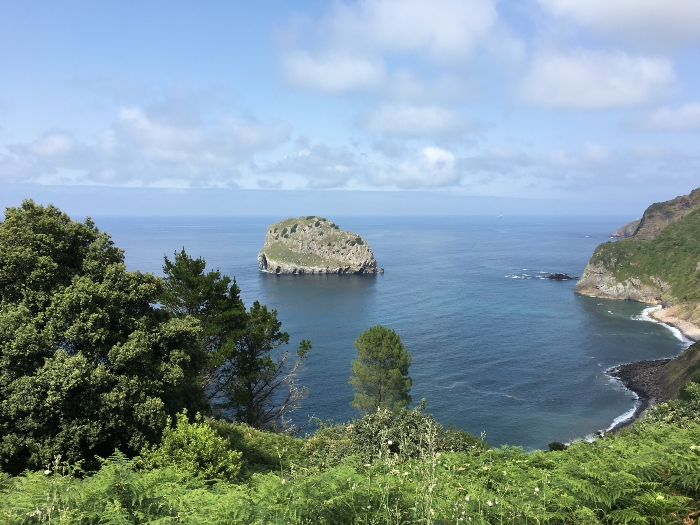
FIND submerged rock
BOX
[258,216,380,275]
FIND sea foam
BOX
[635,305,693,346]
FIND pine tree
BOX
[349,325,412,413]
[161,249,311,432]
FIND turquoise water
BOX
[97,216,688,449]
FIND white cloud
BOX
[114,107,289,165]
[29,132,77,157]
[361,105,478,137]
[329,0,498,60]
[368,146,459,189]
[538,0,700,48]
[281,52,386,94]
[258,144,358,189]
[520,50,675,109]
[279,0,506,97]
[634,103,700,132]
[1,106,291,187]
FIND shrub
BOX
[141,411,242,481]
[290,223,298,233]
[207,418,306,477]
[306,402,486,466]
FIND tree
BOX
[349,325,412,414]
[161,250,311,432]
[161,249,247,399]
[0,201,209,474]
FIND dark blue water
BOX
[96,216,688,450]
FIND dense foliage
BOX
[349,325,412,413]
[162,248,312,432]
[0,201,208,474]
[1,381,700,523]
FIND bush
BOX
[290,223,298,233]
[141,411,242,481]
[306,403,486,466]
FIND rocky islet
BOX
[258,216,382,275]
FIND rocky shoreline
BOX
[605,358,673,432]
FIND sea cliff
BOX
[258,216,381,275]
[575,188,700,341]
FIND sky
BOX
[1,0,699,217]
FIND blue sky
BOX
[1,0,699,216]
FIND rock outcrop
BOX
[574,262,667,303]
[258,216,381,275]
[610,219,640,239]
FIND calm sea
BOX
[96,216,689,450]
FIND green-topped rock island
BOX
[258,216,383,274]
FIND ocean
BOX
[96,215,690,450]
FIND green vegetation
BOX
[0,201,208,474]
[2,383,700,523]
[141,411,242,481]
[350,325,412,414]
[0,201,310,476]
[591,206,700,302]
[4,201,700,523]
[262,242,348,268]
[161,249,312,431]
[260,216,373,270]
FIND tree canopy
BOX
[161,249,312,432]
[0,201,208,474]
[349,325,412,414]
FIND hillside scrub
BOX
[2,383,700,523]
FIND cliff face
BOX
[258,216,380,275]
[574,262,666,303]
[575,188,700,303]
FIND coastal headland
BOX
[576,188,700,428]
[258,216,382,275]
[576,188,700,341]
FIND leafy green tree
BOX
[0,201,208,474]
[161,249,246,399]
[161,250,312,432]
[349,325,412,414]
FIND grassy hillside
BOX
[658,341,700,398]
[591,205,700,303]
[2,387,700,523]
